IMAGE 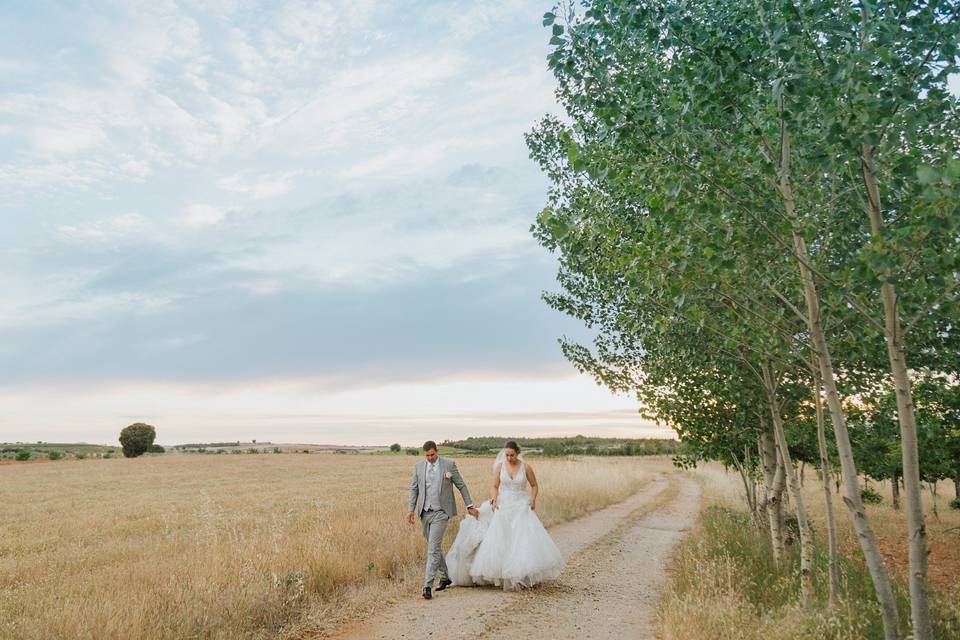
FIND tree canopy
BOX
[119,423,157,458]
[529,2,959,637]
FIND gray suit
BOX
[408,457,474,588]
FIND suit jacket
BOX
[407,457,473,518]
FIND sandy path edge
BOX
[322,472,699,640]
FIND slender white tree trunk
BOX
[760,428,787,565]
[861,143,932,639]
[793,232,901,637]
[774,108,900,638]
[812,358,839,606]
[763,363,815,603]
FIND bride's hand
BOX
[530,499,536,511]
[490,498,497,511]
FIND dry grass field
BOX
[659,465,960,640]
[0,453,655,640]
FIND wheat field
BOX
[0,453,654,640]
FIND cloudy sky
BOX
[0,0,662,445]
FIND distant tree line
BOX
[1,443,124,461]
[170,441,246,449]
[441,436,679,457]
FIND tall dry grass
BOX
[0,453,654,640]
[659,464,960,640]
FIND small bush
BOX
[16,450,31,461]
[860,486,883,504]
[950,497,960,511]
[103,452,113,459]
[389,443,401,452]
[247,448,259,454]
[75,452,87,460]
[406,448,419,456]
[273,447,282,454]
[47,451,62,460]
[148,444,165,454]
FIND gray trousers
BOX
[420,509,450,588]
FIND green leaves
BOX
[528,0,960,491]
[917,165,938,185]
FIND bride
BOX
[446,441,564,590]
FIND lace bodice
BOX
[498,461,528,495]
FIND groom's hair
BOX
[422,440,438,452]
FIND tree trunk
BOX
[763,363,815,603]
[733,449,759,525]
[892,472,901,510]
[813,357,839,606]
[746,444,759,526]
[861,142,931,640]
[792,231,901,638]
[929,483,940,520]
[954,477,959,500]
[800,461,806,487]
[775,113,901,636]
[759,428,787,565]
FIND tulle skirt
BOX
[446,493,564,590]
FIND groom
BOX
[407,440,478,600]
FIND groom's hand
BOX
[406,511,415,525]
[467,506,479,519]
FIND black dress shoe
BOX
[422,587,432,600]
[436,578,452,591]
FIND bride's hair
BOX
[494,441,523,470]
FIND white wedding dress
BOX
[446,459,564,590]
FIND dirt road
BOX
[326,472,701,640]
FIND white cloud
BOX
[339,140,450,179]
[216,170,302,199]
[180,203,226,228]
[431,0,538,40]
[30,123,107,155]
[118,157,152,179]
[54,212,149,242]
[259,54,463,155]
[0,274,178,331]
